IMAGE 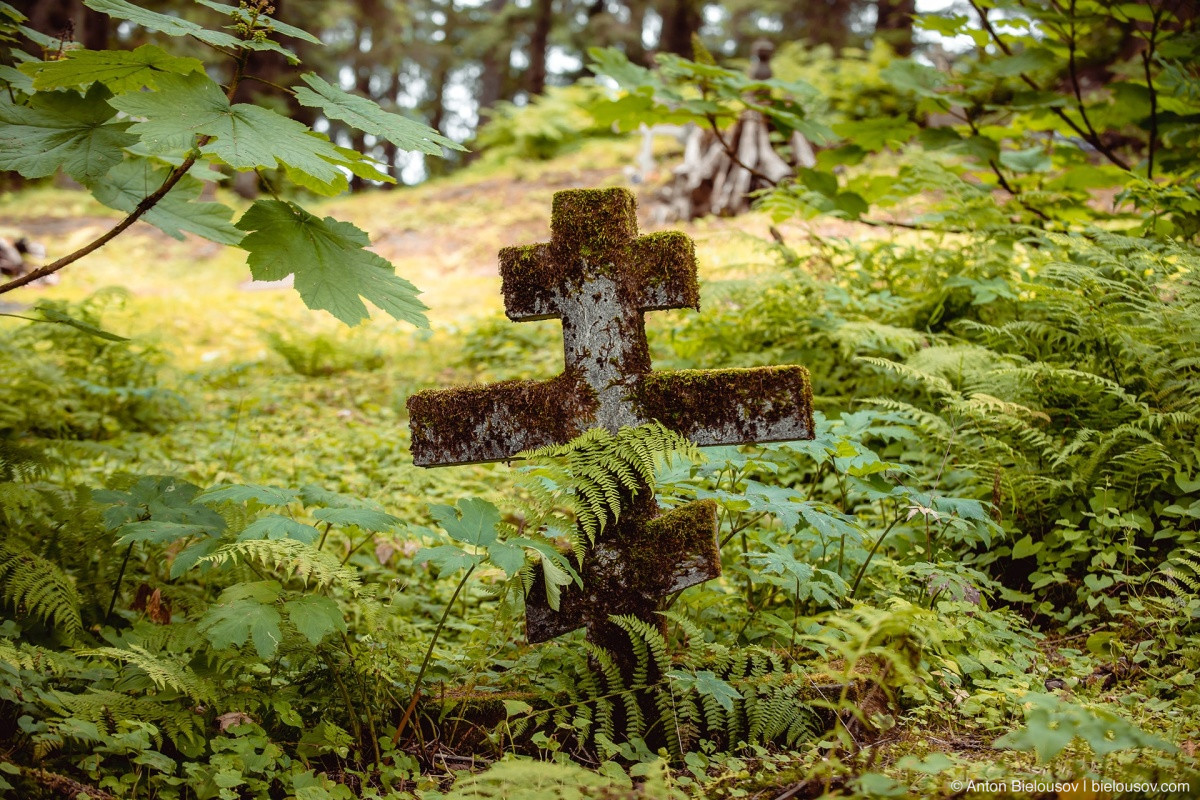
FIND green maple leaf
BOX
[21,44,204,93]
[198,581,283,657]
[667,669,742,712]
[415,544,483,576]
[83,0,241,49]
[193,0,321,44]
[199,581,283,658]
[111,72,345,185]
[294,73,464,156]
[0,83,134,183]
[485,540,526,577]
[429,498,501,547]
[196,483,299,506]
[236,514,320,544]
[89,157,242,244]
[283,595,346,645]
[747,542,814,585]
[311,506,401,532]
[235,199,429,327]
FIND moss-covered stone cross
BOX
[407,188,813,654]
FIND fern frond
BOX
[82,645,217,703]
[0,541,82,639]
[197,539,361,590]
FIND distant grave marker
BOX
[407,188,813,665]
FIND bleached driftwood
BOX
[647,40,816,222]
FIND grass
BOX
[0,135,806,525]
[5,139,1197,797]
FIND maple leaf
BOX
[294,73,465,156]
[430,498,501,548]
[235,199,428,327]
[83,0,241,49]
[0,83,133,184]
[198,581,283,659]
[283,595,346,645]
[111,72,345,185]
[21,44,204,93]
[89,157,242,244]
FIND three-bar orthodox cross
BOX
[407,188,813,661]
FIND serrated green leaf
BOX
[197,483,299,506]
[832,117,918,151]
[0,65,33,94]
[235,199,429,327]
[294,73,464,156]
[430,498,501,547]
[21,45,203,93]
[486,541,526,577]
[298,484,364,509]
[193,0,321,44]
[170,536,224,577]
[115,520,211,546]
[0,83,134,183]
[111,72,345,184]
[668,669,742,712]
[237,514,320,544]
[283,594,345,645]
[89,157,242,244]
[999,146,1051,173]
[416,544,482,576]
[84,0,241,49]
[199,581,282,658]
[311,506,400,532]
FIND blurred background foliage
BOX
[6,0,926,184]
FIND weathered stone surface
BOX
[525,498,721,645]
[408,188,812,467]
[406,187,814,665]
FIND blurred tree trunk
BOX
[527,0,553,95]
[875,0,915,56]
[660,0,700,57]
[477,0,510,110]
[805,0,854,52]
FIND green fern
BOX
[520,615,824,759]
[515,422,701,559]
[82,645,217,703]
[0,541,82,639]
[197,538,361,591]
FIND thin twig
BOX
[0,47,253,295]
[967,0,1130,170]
[705,113,778,186]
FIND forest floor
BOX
[3,138,1196,798]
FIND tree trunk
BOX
[478,0,511,110]
[875,0,915,56]
[804,0,854,53]
[659,0,700,58]
[527,0,553,96]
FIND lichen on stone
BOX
[406,368,599,466]
[633,366,814,445]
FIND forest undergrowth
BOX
[1,1,1199,798]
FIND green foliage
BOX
[263,326,386,377]
[0,0,457,325]
[995,692,1173,763]
[0,292,185,440]
[475,84,616,163]
[517,613,823,763]
[517,422,701,552]
[2,2,1200,795]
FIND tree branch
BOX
[967,0,1130,171]
[0,47,253,296]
